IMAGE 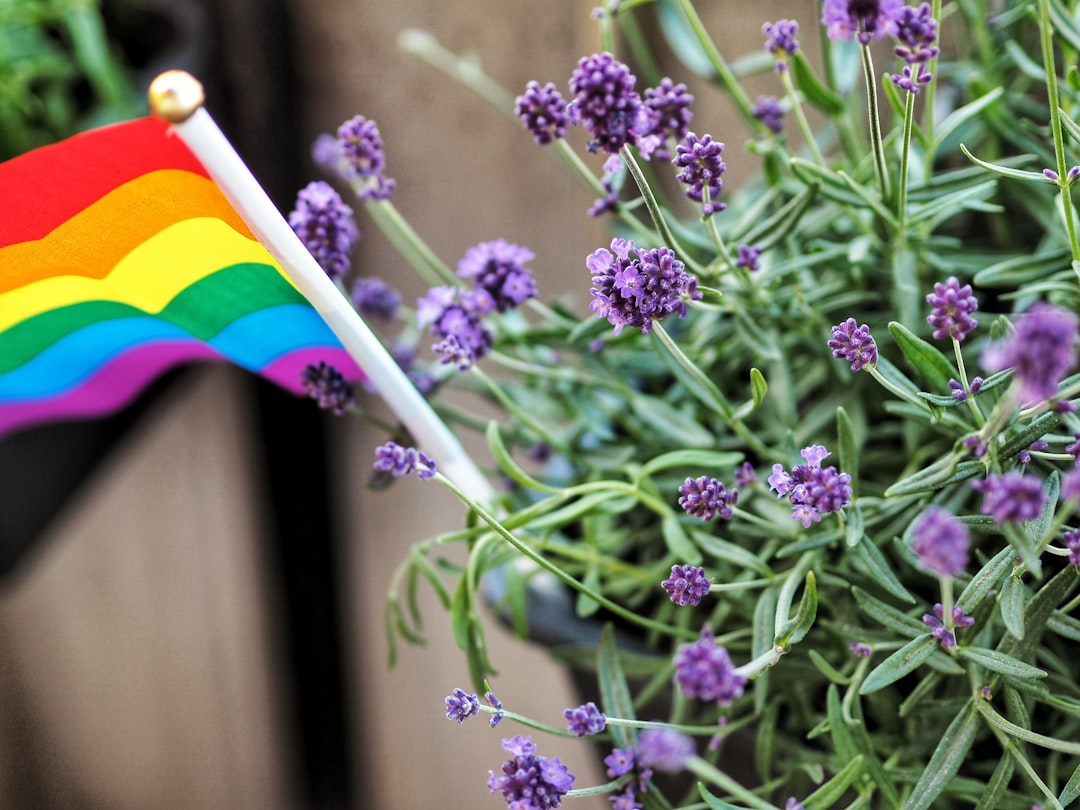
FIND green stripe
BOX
[0,262,306,374]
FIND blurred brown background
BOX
[0,0,811,807]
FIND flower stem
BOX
[686,757,783,810]
[859,43,892,204]
[364,199,459,287]
[1037,0,1080,268]
[780,69,826,166]
[897,88,916,224]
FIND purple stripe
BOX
[0,342,366,438]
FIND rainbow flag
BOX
[0,117,363,438]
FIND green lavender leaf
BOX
[956,646,1047,680]
[598,623,636,750]
[860,634,937,694]
[903,700,980,810]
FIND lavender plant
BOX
[294,1,1080,807]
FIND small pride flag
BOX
[0,116,363,438]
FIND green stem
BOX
[686,757,783,810]
[897,88,916,224]
[674,0,764,135]
[364,199,459,287]
[434,472,697,640]
[1037,0,1080,266]
[621,145,707,275]
[859,43,892,203]
[780,68,826,166]
[470,365,570,454]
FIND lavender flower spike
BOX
[763,19,800,71]
[445,688,480,723]
[981,302,1079,404]
[301,361,355,416]
[635,728,695,772]
[456,239,538,313]
[588,238,701,335]
[515,80,569,146]
[661,564,711,607]
[910,506,970,577]
[568,52,646,154]
[972,472,1047,525]
[564,701,606,737]
[336,114,396,200]
[288,181,359,281]
[488,736,575,809]
[673,132,727,216]
[674,628,747,705]
[678,476,737,521]
[829,318,878,372]
[926,277,978,342]
[373,441,437,479]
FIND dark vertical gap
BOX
[198,0,356,806]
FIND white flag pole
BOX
[148,70,493,503]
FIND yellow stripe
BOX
[0,218,295,333]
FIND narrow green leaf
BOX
[802,755,865,810]
[853,586,927,636]
[932,87,1005,150]
[885,455,982,497]
[1047,610,1080,641]
[638,449,745,480]
[972,754,1015,810]
[1047,0,1080,53]
[836,406,859,498]
[690,529,773,576]
[887,321,957,393]
[844,502,865,548]
[697,784,743,810]
[860,634,937,694]
[791,51,845,115]
[662,512,702,564]
[957,545,1014,613]
[826,684,857,760]
[486,420,559,494]
[999,574,1026,640]
[957,646,1047,680]
[750,367,767,409]
[652,324,734,419]
[978,695,1080,753]
[960,143,1052,182]
[598,623,636,750]
[808,649,851,684]
[1060,760,1080,806]
[776,571,818,649]
[903,701,980,810]
[853,536,917,603]
[737,181,820,251]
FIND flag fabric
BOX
[0,116,363,438]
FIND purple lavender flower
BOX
[639,78,694,161]
[288,181,359,280]
[488,736,575,809]
[850,642,872,657]
[445,688,480,723]
[763,19,800,70]
[678,476,737,521]
[972,472,1047,525]
[769,444,853,527]
[926,277,978,341]
[350,276,401,321]
[568,52,646,154]
[829,318,878,372]
[822,0,905,44]
[673,133,727,216]
[786,800,807,810]
[1065,529,1080,566]
[661,564,712,607]
[674,628,747,705]
[587,238,701,335]
[457,239,538,312]
[515,80,569,146]
[910,506,970,577]
[564,701,607,737]
[895,3,939,64]
[923,603,974,648]
[982,303,1079,404]
[610,791,643,810]
[300,361,355,415]
[734,462,757,488]
[753,95,785,134]
[604,748,635,777]
[418,285,495,367]
[373,441,437,479]
[485,691,505,728]
[589,176,620,217]
[735,244,762,272]
[336,115,396,200]
[635,728,695,772]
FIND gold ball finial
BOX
[148,70,205,123]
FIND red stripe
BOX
[0,118,210,247]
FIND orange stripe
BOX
[0,169,254,295]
